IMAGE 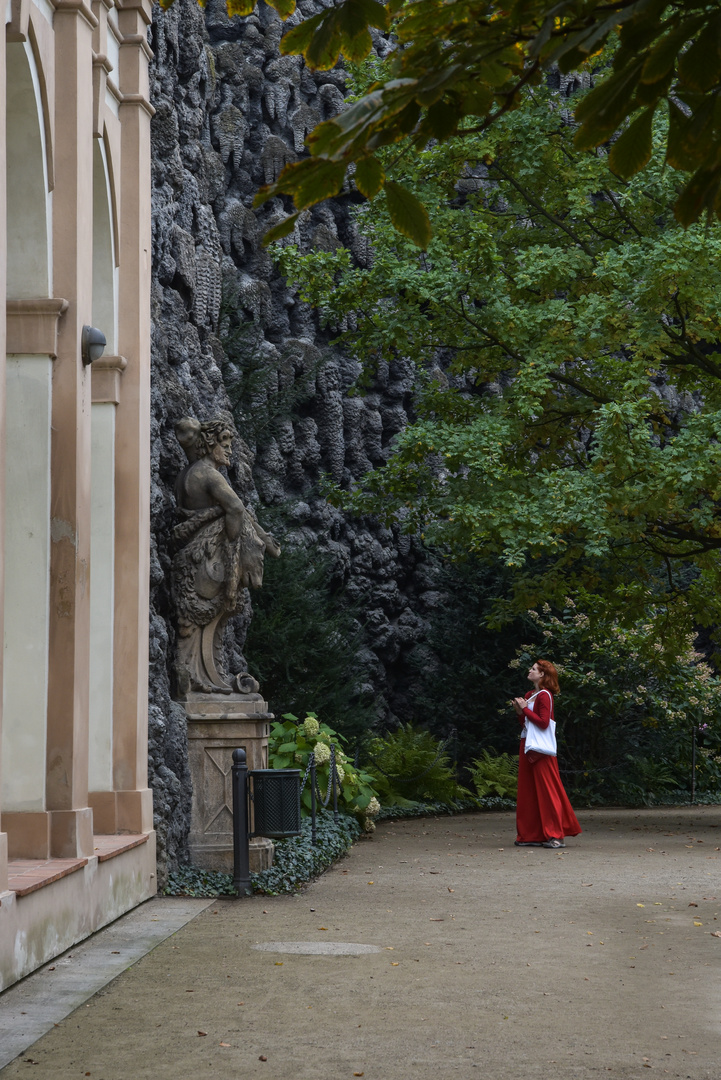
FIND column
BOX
[0,16,8,892]
[110,0,154,833]
[2,301,67,858]
[88,356,125,832]
[45,0,98,858]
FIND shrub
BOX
[243,544,379,745]
[164,811,361,898]
[469,750,518,801]
[364,723,470,806]
[268,713,380,823]
[508,604,721,803]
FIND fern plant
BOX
[469,750,518,801]
[364,724,470,807]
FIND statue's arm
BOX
[205,471,245,540]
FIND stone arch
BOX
[92,136,118,353]
[5,40,50,299]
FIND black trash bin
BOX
[250,769,302,839]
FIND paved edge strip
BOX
[0,895,215,1070]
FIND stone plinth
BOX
[183,693,274,873]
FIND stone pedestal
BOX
[183,693,275,873]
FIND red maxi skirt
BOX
[516,739,581,843]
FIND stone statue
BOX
[171,414,281,696]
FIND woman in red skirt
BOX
[512,659,581,849]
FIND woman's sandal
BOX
[542,837,566,848]
[514,840,543,847]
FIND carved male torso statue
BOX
[171,416,280,696]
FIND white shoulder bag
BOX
[523,689,557,757]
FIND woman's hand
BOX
[512,696,526,715]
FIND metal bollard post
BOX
[310,752,317,846]
[232,748,252,896]
[691,727,697,805]
[331,743,339,825]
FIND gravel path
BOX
[1,806,720,1079]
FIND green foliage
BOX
[164,811,362,897]
[279,85,721,655]
[243,543,378,744]
[245,0,721,239]
[405,556,537,760]
[509,602,721,802]
[365,723,470,805]
[268,713,381,817]
[469,750,519,801]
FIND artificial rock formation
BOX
[148,0,437,878]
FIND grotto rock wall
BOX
[148,0,436,875]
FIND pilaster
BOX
[105,0,153,831]
[45,0,96,856]
[0,14,7,892]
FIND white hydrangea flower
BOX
[313,741,330,765]
[363,819,376,833]
[336,763,345,784]
[303,717,320,737]
[366,796,381,817]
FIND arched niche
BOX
[92,138,118,353]
[5,40,51,299]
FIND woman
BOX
[512,660,581,849]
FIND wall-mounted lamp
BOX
[81,325,106,366]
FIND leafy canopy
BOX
[278,83,721,651]
[189,0,721,245]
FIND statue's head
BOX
[176,413,237,465]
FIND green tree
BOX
[246,0,721,243]
[277,84,721,652]
[508,602,721,803]
[243,543,379,743]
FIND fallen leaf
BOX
[367,881,374,885]
[237,1002,245,1005]
[710,930,721,938]
[197,1031,207,1037]
[111,951,120,954]
[353,1073,364,1077]
[318,927,328,931]
[581,883,593,887]
[385,947,394,950]
[274,962,283,966]
[220,1042,230,1047]
[448,888,454,893]
[694,921,703,927]
[637,904,645,908]
[689,902,698,907]
[391,962,399,966]
[429,871,440,875]
[429,918,444,922]
[259,1055,267,1061]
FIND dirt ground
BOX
[2,806,721,1080]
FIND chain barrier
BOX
[299,751,314,794]
[315,745,335,808]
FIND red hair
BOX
[536,659,560,695]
